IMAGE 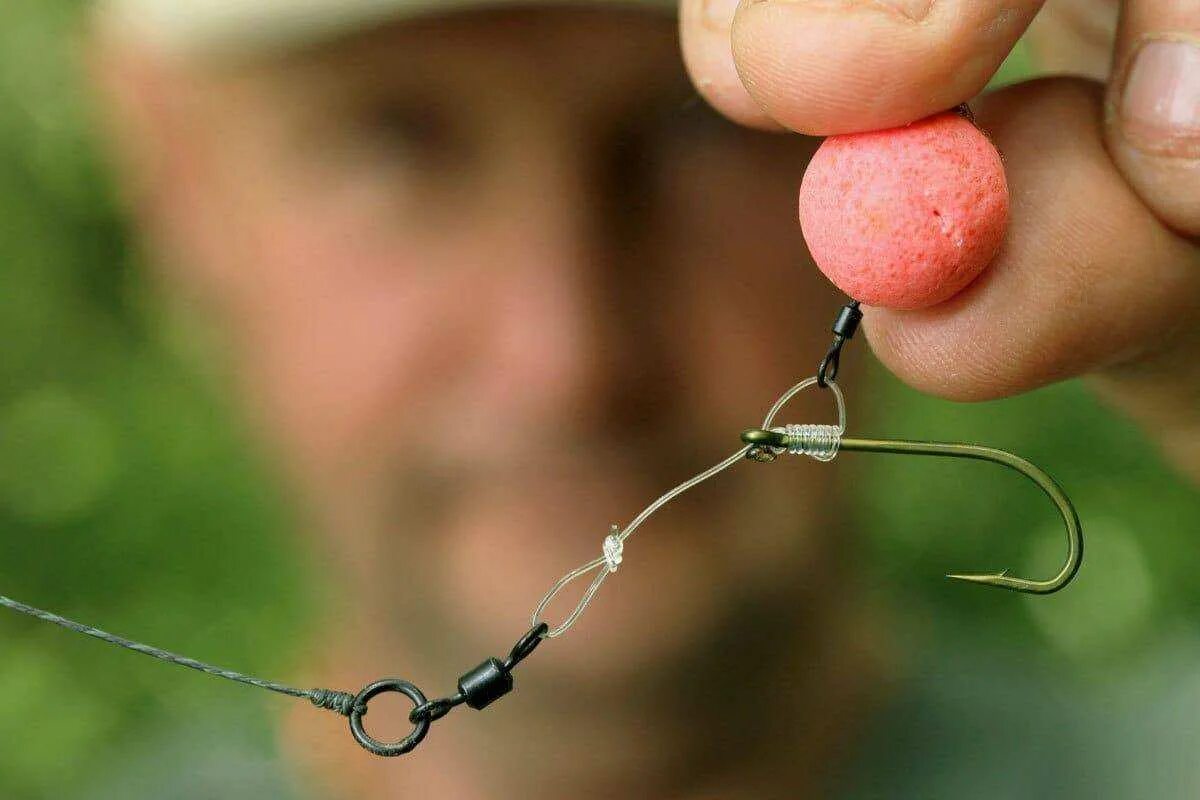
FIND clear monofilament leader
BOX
[531,376,846,638]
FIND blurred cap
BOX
[104,0,675,59]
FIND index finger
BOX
[682,0,1047,135]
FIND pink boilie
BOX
[799,111,1009,310]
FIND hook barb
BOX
[838,437,1083,595]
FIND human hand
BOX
[680,0,1200,480]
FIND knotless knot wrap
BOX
[772,423,842,461]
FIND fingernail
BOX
[872,0,934,21]
[1120,38,1200,149]
[702,0,741,30]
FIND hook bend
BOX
[838,437,1082,594]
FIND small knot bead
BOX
[602,527,624,573]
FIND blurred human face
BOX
[110,6,856,788]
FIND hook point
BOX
[945,571,1071,596]
[946,572,1007,585]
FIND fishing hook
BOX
[740,428,1083,594]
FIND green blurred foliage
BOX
[0,2,315,798]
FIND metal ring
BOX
[348,678,431,757]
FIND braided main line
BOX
[0,593,353,712]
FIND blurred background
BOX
[1,1,1199,798]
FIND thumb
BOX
[1105,1,1200,236]
[725,0,1045,134]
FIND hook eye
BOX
[741,429,789,448]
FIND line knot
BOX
[602,526,623,573]
[309,688,359,716]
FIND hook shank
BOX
[838,437,1083,594]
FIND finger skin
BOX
[1024,0,1118,80]
[680,0,782,130]
[728,0,1045,135]
[862,78,1200,403]
[1105,0,1200,236]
